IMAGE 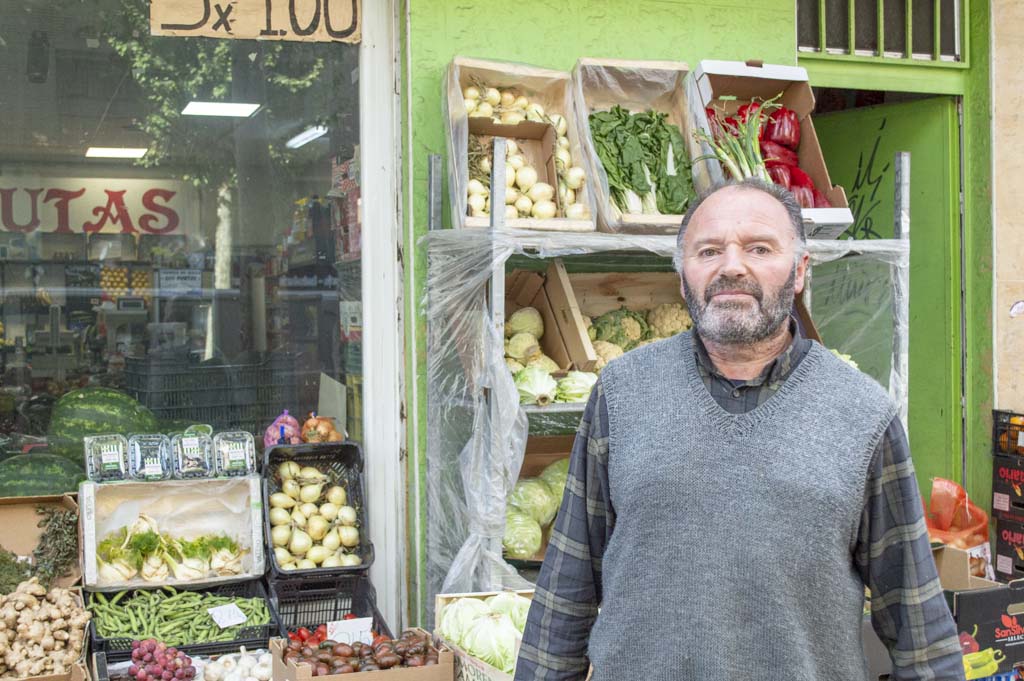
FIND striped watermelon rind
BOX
[0,453,86,498]
[47,388,158,466]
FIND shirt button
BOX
[732,389,741,397]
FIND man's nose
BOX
[718,245,749,278]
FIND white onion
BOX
[500,91,515,108]
[480,157,492,174]
[505,165,516,188]
[290,508,307,528]
[508,155,525,171]
[467,193,487,213]
[306,545,330,565]
[320,502,339,521]
[532,200,557,220]
[463,98,477,114]
[513,96,529,110]
[566,203,590,220]
[322,528,342,552]
[298,502,319,518]
[337,506,358,526]
[470,102,493,118]
[289,529,312,556]
[271,525,291,547]
[280,562,298,571]
[321,554,343,568]
[467,179,488,196]
[565,188,576,205]
[504,205,518,220]
[550,114,568,136]
[504,187,520,205]
[558,182,567,204]
[307,514,330,541]
[501,112,525,126]
[556,147,572,169]
[525,103,545,118]
[270,493,296,509]
[506,140,519,156]
[514,195,533,216]
[526,182,554,204]
[299,482,323,504]
[298,466,326,483]
[281,480,300,500]
[326,486,347,506]
[296,559,317,570]
[515,166,538,192]
[278,461,300,480]
[339,526,360,548]
[484,88,501,107]
[557,136,571,150]
[463,86,480,100]
[565,166,586,190]
[274,547,294,565]
[269,507,291,526]
[339,553,362,567]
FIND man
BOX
[514,179,965,681]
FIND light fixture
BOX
[286,125,328,149]
[181,101,261,117]
[85,147,149,159]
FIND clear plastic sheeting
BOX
[425,229,909,617]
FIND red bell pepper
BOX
[812,187,831,208]
[764,106,801,151]
[960,625,980,655]
[767,165,792,189]
[788,166,815,189]
[343,613,359,620]
[760,141,798,168]
[296,627,312,642]
[791,186,814,209]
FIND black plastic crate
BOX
[262,442,375,580]
[93,639,273,674]
[88,580,279,654]
[994,410,1024,456]
[270,574,392,639]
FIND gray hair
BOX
[672,178,806,274]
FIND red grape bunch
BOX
[129,639,197,681]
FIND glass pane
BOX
[855,0,880,52]
[913,0,937,56]
[940,0,958,58]
[826,0,851,51]
[0,0,363,462]
[798,0,821,50]
[884,0,908,55]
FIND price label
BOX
[207,603,247,629]
[326,617,373,645]
[144,460,164,477]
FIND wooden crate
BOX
[434,590,534,681]
[572,58,717,234]
[446,57,596,233]
[506,265,580,372]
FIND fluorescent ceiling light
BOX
[85,147,148,159]
[181,101,260,117]
[286,125,328,149]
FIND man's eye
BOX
[698,249,719,257]
[751,246,771,255]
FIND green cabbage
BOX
[508,478,558,527]
[506,332,540,361]
[514,366,557,406]
[555,371,597,403]
[539,458,570,501]
[506,307,544,339]
[486,592,532,632]
[526,353,561,374]
[439,597,492,647]
[461,613,521,674]
[503,509,543,559]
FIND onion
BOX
[339,553,362,567]
[514,195,533,216]
[339,526,360,548]
[282,479,301,500]
[326,486,347,506]
[506,140,519,156]
[532,200,557,220]
[558,182,567,204]
[550,114,568,136]
[290,508,308,528]
[501,111,525,126]
[508,155,525,171]
[270,493,296,509]
[566,203,590,220]
[505,165,516,188]
[298,502,319,518]
[504,205,518,220]
[565,188,576,205]
[513,96,529,110]
[480,157,492,174]
[322,528,342,552]
[484,88,501,107]
[278,461,301,480]
[467,179,488,196]
[555,147,572,170]
[281,562,298,571]
[271,525,291,547]
[467,193,487,214]
[306,545,330,565]
[504,187,520,205]
[470,102,493,118]
[337,506,358,526]
[289,529,313,556]
[321,554,343,568]
[307,514,330,541]
[463,86,480,100]
[565,166,586,190]
[526,182,554,204]
[296,559,317,570]
[269,507,292,526]
[300,483,324,504]
[500,91,515,108]
[274,547,294,565]
[298,466,327,483]
[319,502,339,521]
[515,166,538,192]
[558,136,571,150]
[463,98,477,114]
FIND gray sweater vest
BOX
[590,332,896,681]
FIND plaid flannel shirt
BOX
[514,326,965,681]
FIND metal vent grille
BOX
[798,0,963,63]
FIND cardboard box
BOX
[78,477,265,591]
[693,59,854,239]
[993,454,1024,524]
[445,57,596,233]
[996,518,1024,581]
[271,634,454,681]
[435,591,534,681]
[0,494,81,587]
[5,589,89,681]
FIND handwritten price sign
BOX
[151,0,360,43]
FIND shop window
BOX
[798,0,963,62]
[0,0,365,456]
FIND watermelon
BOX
[46,387,158,466]
[0,453,86,497]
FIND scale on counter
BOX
[117,297,146,311]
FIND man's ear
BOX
[793,251,810,294]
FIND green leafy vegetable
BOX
[588,105,695,217]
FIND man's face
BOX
[679,187,808,345]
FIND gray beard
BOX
[682,266,796,345]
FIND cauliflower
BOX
[506,357,525,373]
[506,307,544,339]
[647,303,692,338]
[527,353,561,374]
[830,349,860,370]
[582,316,597,341]
[506,332,540,361]
[593,308,649,350]
[592,340,624,373]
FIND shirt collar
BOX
[692,317,805,387]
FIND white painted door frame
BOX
[358,0,405,629]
